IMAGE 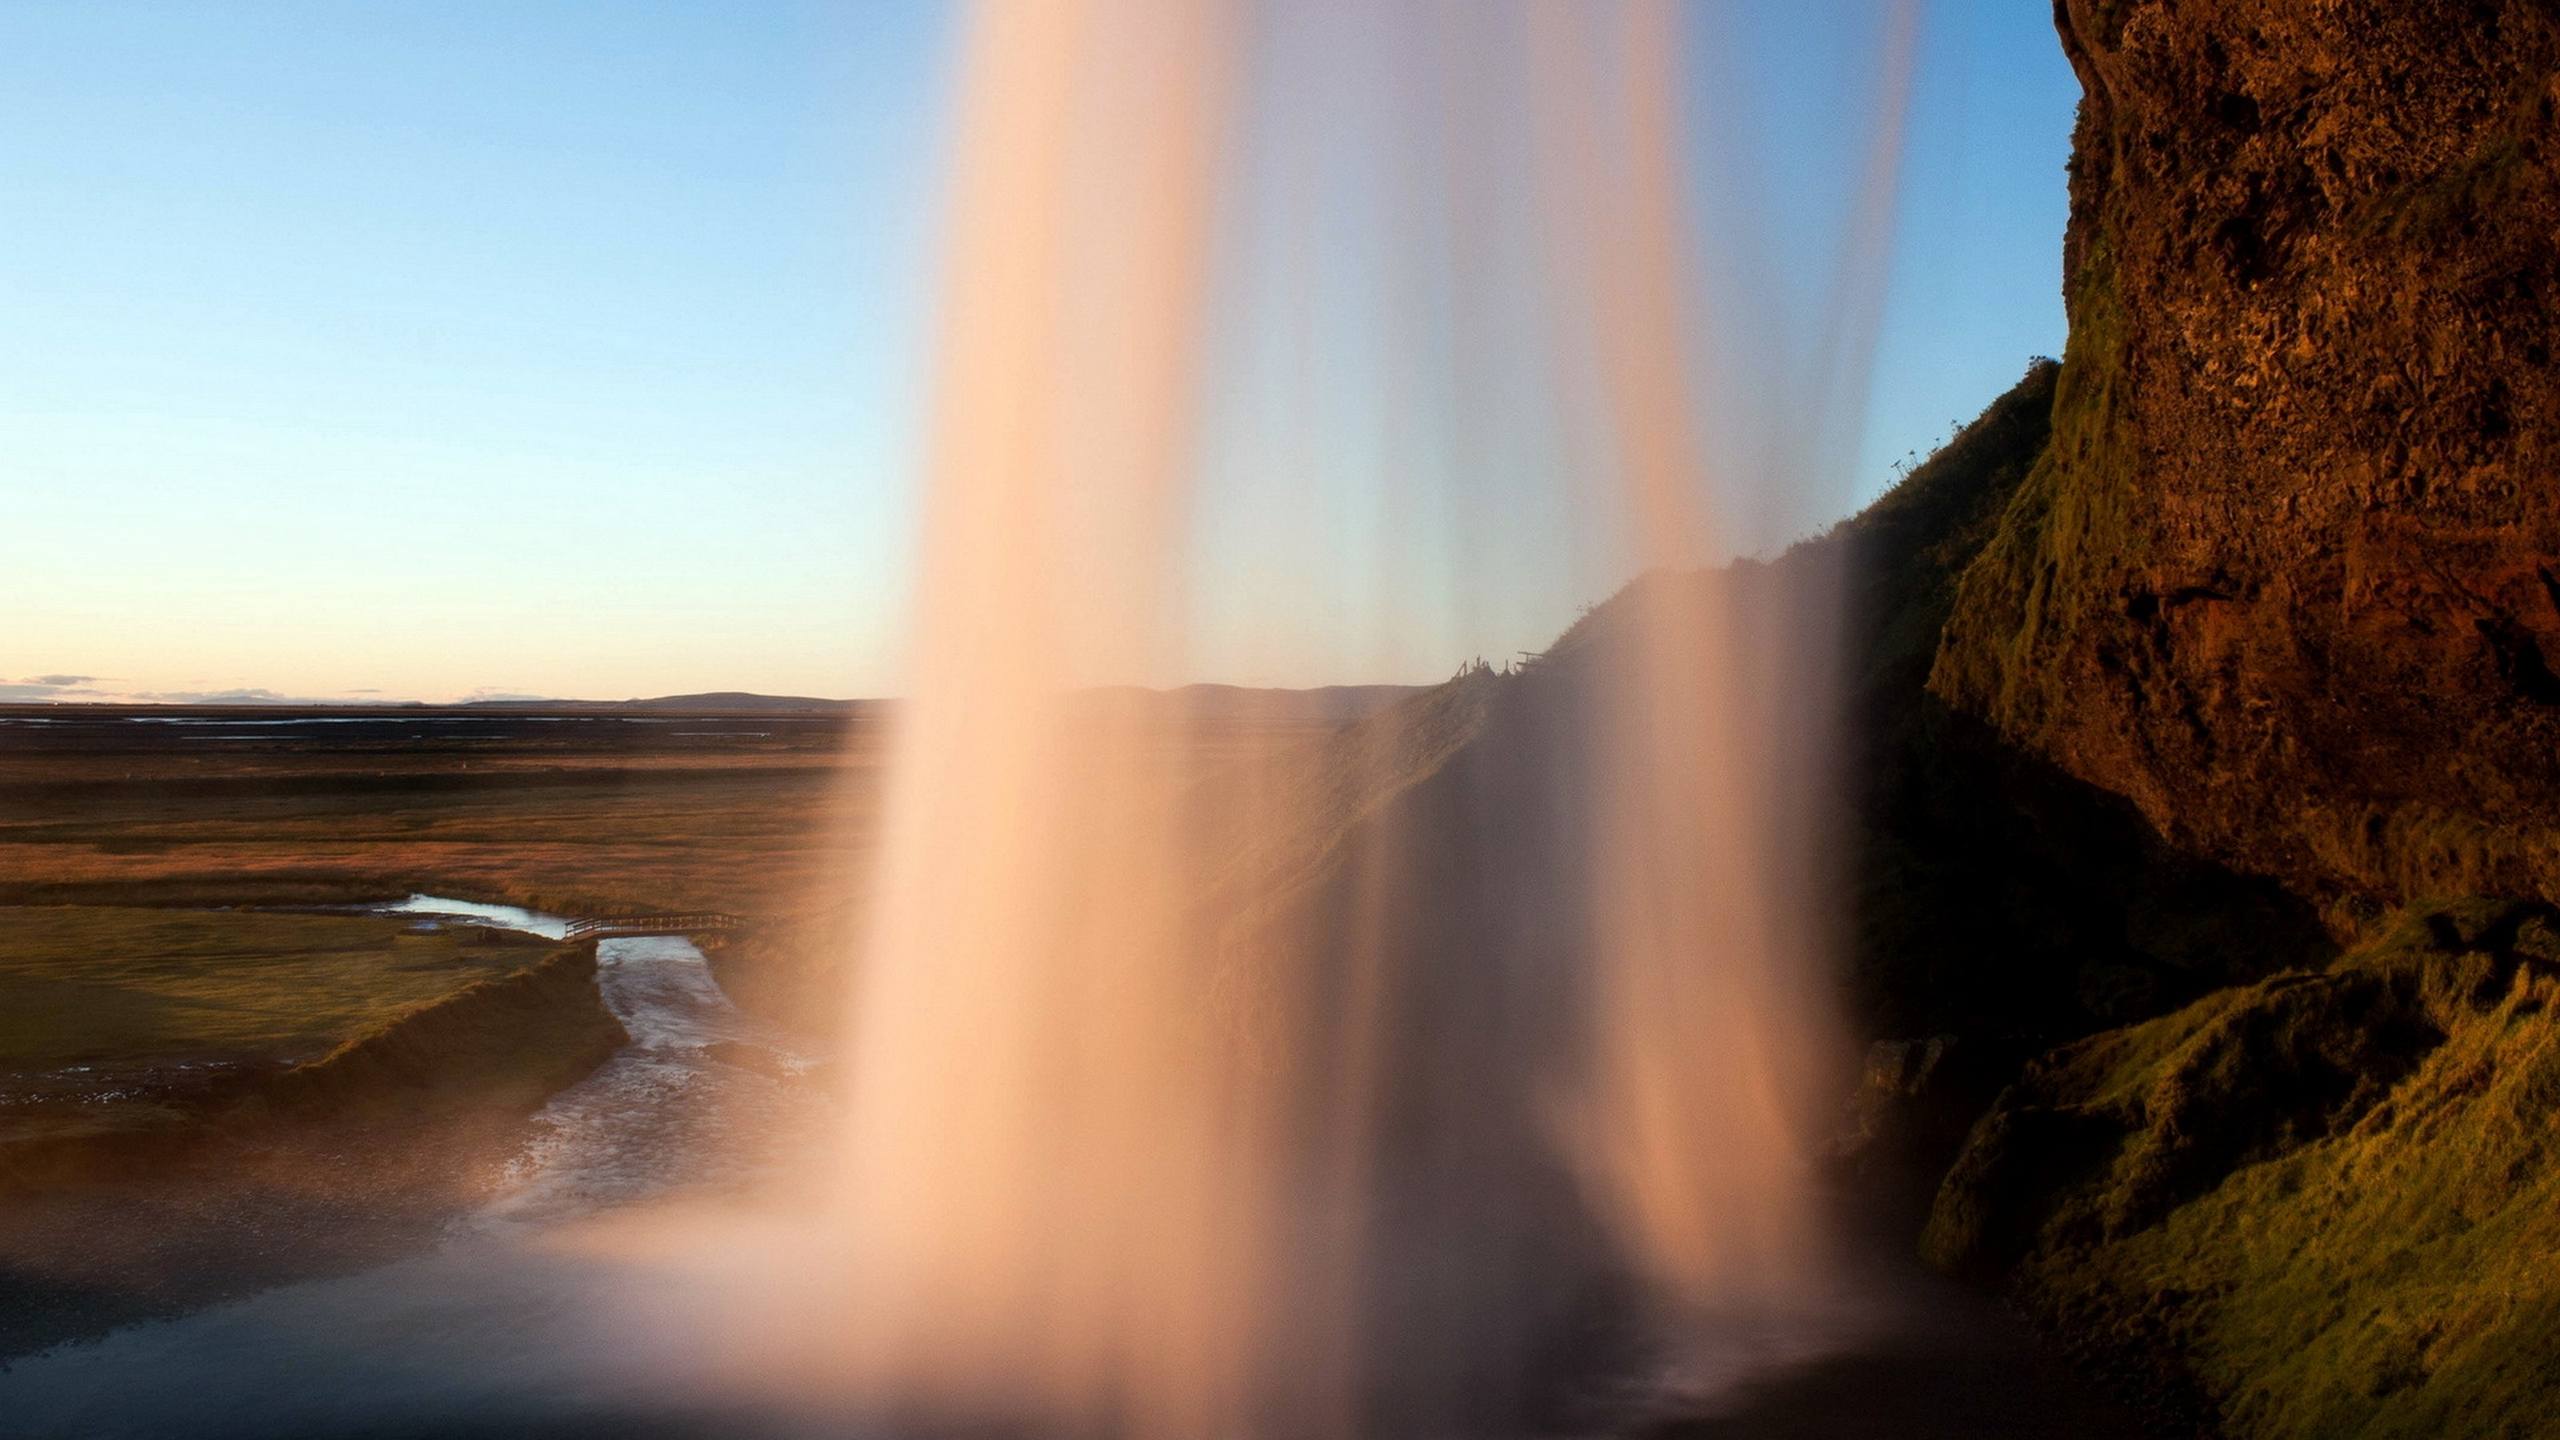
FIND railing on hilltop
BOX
[563,912,745,941]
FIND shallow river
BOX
[0,899,828,1439]
[0,899,2137,1439]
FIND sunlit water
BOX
[0,903,825,1440]
[378,893,575,941]
[799,4,1914,1433]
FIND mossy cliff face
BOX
[1826,364,2333,1054]
[1928,900,2560,1437]
[1906,6,2560,1430]
[1932,0,2560,905]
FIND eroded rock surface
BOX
[1933,0,2560,905]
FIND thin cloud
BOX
[127,687,300,705]
[1,677,103,701]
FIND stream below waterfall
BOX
[0,898,2140,1440]
[0,898,829,1440]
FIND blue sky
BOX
[0,2,2076,701]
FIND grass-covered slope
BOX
[0,940,625,1192]
[1787,362,2332,1051]
[0,942,628,1355]
[0,907,556,1074]
[1827,360,2067,706]
[0,906,569,1155]
[239,943,627,1126]
[710,679,1502,1037]
[1926,898,2560,1436]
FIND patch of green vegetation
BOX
[1929,213,2144,733]
[2294,803,2560,913]
[1927,897,2560,1437]
[1780,359,2333,1046]
[1829,359,2064,696]
[241,945,626,1125]
[0,905,551,1082]
[0,939,626,1199]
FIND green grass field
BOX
[0,906,558,1072]
[0,708,1327,1135]
[0,906,558,1147]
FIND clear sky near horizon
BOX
[1,2,2078,704]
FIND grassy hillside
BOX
[1775,362,2332,1053]
[1884,4,2560,1431]
[1768,349,2560,1433]
[1831,354,2560,1436]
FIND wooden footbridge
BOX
[563,912,745,942]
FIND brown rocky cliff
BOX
[1932,0,2560,907]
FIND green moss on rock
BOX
[1927,898,2560,1437]
[1815,362,2333,1049]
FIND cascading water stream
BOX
[822,2,1918,1434]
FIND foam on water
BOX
[480,935,815,1228]
[375,893,574,941]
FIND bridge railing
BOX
[563,912,745,941]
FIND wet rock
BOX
[1837,1035,1993,1166]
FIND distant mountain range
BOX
[460,691,853,714]
[472,684,1428,721]
[7,684,1431,722]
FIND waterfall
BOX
[829,2,1915,1432]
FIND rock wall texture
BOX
[1932,0,2560,908]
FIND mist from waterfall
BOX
[826,1,1918,1434]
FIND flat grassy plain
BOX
[0,702,1317,917]
[0,705,878,918]
[0,702,1342,1095]
[0,700,1359,1354]
[0,908,556,1071]
[0,705,869,1158]
[0,907,561,1147]
[0,705,871,1349]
